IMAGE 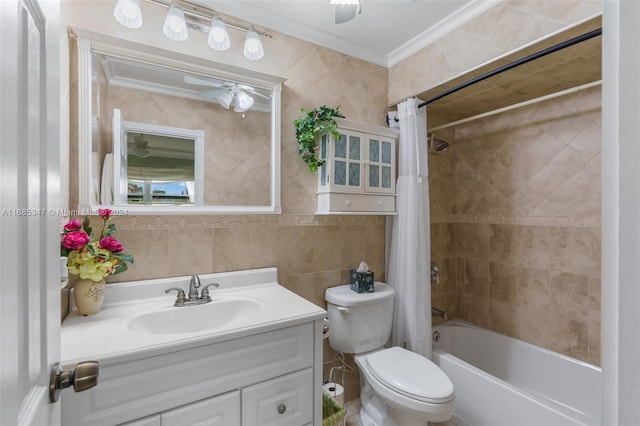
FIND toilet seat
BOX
[364,347,454,404]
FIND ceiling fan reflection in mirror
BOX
[131,134,151,158]
[184,75,270,112]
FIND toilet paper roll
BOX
[322,382,344,405]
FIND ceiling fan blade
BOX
[334,4,360,24]
[244,88,270,100]
[184,75,224,87]
[199,88,228,101]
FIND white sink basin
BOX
[126,297,262,335]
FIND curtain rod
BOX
[418,28,602,109]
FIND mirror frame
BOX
[73,27,284,215]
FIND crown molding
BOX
[387,0,503,67]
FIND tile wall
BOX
[430,86,601,365]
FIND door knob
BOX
[49,361,99,403]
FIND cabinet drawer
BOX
[162,391,240,426]
[318,192,395,213]
[361,194,395,212]
[242,368,313,426]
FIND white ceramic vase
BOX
[74,279,105,316]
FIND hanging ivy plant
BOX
[294,105,344,172]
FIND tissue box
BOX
[350,270,374,293]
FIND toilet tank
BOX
[325,282,395,354]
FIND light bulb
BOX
[243,28,264,61]
[163,5,188,41]
[208,17,230,51]
[234,90,254,112]
[113,0,142,29]
[216,91,233,109]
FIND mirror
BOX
[74,28,284,214]
[112,109,205,206]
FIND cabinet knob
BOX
[345,199,351,206]
[378,201,383,206]
[278,404,287,414]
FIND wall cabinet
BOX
[62,322,321,426]
[317,118,399,214]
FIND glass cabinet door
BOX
[331,130,363,191]
[365,136,395,193]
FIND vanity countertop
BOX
[61,268,326,367]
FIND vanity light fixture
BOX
[113,0,143,29]
[163,4,189,41]
[112,0,271,60]
[243,27,264,61]
[208,17,230,51]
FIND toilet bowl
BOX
[356,347,455,425]
[325,283,455,426]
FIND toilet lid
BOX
[365,347,454,404]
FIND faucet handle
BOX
[200,283,220,302]
[165,287,186,306]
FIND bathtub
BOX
[432,320,601,426]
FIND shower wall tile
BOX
[489,263,517,304]
[516,226,551,270]
[516,267,550,311]
[489,224,517,264]
[433,87,602,365]
[549,272,590,319]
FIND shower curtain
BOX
[386,98,432,358]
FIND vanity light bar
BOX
[114,0,271,60]
[144,0,272,39]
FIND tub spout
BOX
[432,306,447,321]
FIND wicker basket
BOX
[322,392,346,426]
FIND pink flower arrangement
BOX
[61,209,134,282]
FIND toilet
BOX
[325,282,455,426]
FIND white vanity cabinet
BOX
[120,391,240,426]
[317,118,398,214]
[63,322,319,426]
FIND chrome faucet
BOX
[165,274,220,307]
[431,306,448,321]
[431,262,440,284]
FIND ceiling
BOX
[200,0,491,67]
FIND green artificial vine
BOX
[294,105,344,172]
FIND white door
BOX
[0,0,61,424]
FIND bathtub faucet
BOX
[431,262,440,284]
[431,307,447,321]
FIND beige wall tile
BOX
[463,294,489,328]
[516,225,551,270]
[489,263,517,303]
[489,299,517,337]
[282,226,314,276]
[549,272,589,319]
[490,224,517,264]
[548,313,589,360]
[516,266,550,311]
[513,305,549,348]
[111,229,169,282]
[464,258,489,297]
[167,228,213,276]
[549,226,601,276]
[461,223,490,259]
